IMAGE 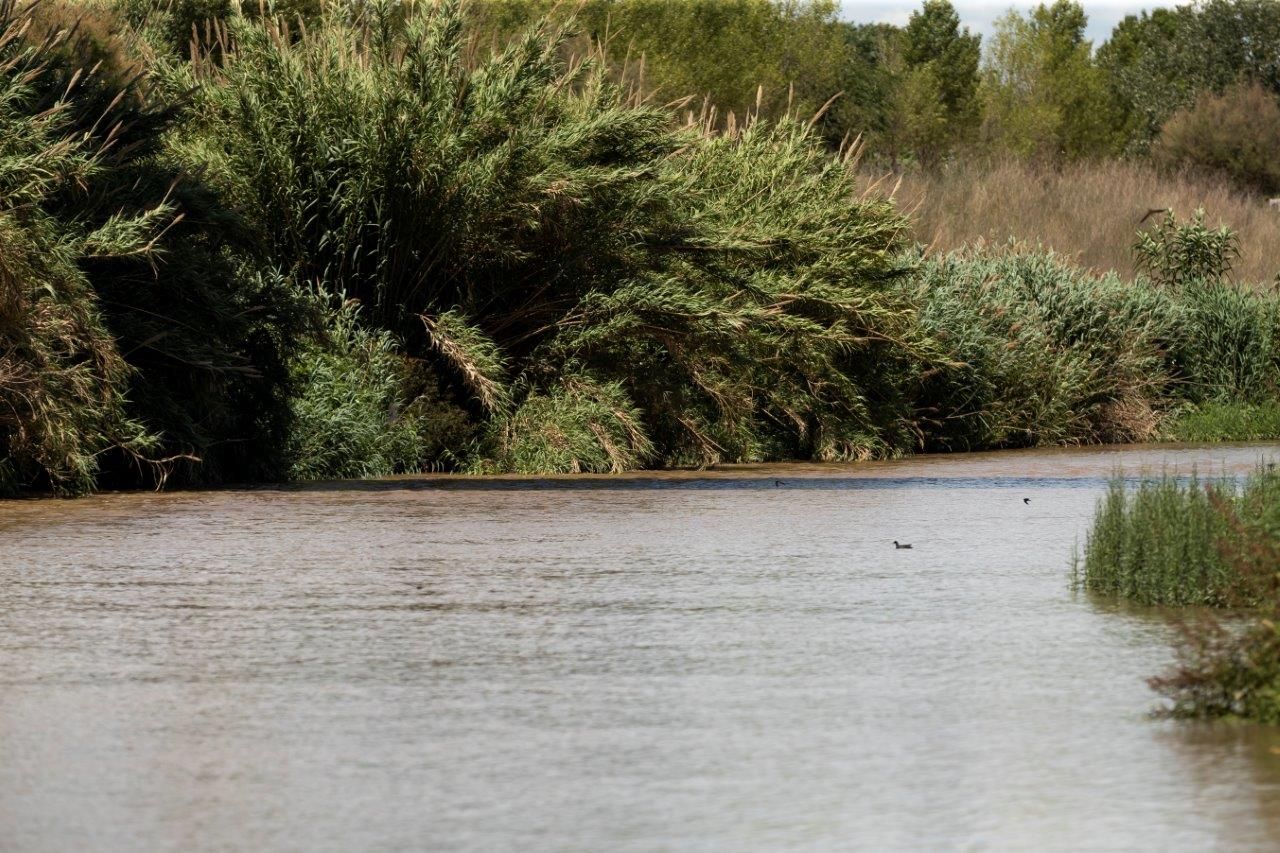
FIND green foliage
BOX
[1173,280,1280,402]
[1133,208,1240,288]
[180,0,919,473]
[1159,401,1280,442]
[1095,7,1185,151]
[981,1,1119,160]
[1077,474,1243,606]
[114,0,323,58]
[478,374,652,474]
[1154,80,1280,196]
[466,0,848,124]
[895,0,979,160]
[1100,0,1280,152]
[0,0,173,493]
[1079,466,1280,722]
[285,300,469,481]
[1153,614,1280,723]
[911,249,1179,449]
[0,0,310,494]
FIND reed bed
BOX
[894,158,1280,285]
[1076,474,1242,607]
[1078,466,1280,721]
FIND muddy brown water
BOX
[4,443,1280,851]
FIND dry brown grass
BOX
[889,158,1280,284]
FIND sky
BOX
[840,1,1179,42]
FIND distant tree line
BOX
[451,0,1280,193]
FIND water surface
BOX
[4,443,1280,851]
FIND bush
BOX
[1153,80,1280,197]
[1133,208,1239,288]
[285,300,469,481]
[911,249,1179,449]
[176,0,920,473]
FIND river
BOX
[3,443,1280,851]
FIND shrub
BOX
[1153,80,1280,197]
[285,300,469,481]
[1133,208,1239,288]
[911,249,1179,449]
[176,0,920,473]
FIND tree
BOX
[1154,80,1280,195]
[1096,7,1187,151]
[981,1,1119,160]
[1097,0,1280,152]
[900,0,980,147]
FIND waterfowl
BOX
[1023,498,1031,504]
[775,479,785,487]
[893,540,912,549]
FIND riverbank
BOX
[3,1,1280,497]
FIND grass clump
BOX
[285,300,469,482]
[1076,474,1242,606]
[1159,402,1280,443]
[1078,467,1280,721]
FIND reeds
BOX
[1076,467,1280,721]
[180,0,921,473]
[1076,473,1244,607]
[892,157,1280,285]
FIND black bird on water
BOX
[1023,498,1031,504]
[775,479,785,487]
[893,540,913,549]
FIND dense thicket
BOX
[0,0,301,493]
[2,0,1280,495]
[175,1,923,471]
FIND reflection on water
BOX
[2,443,1280,850]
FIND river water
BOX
[3,443,1280,851]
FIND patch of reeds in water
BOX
[1078,466,1280,720]
[1077,473,1243,607]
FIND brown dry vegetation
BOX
[891,158,1280,284]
